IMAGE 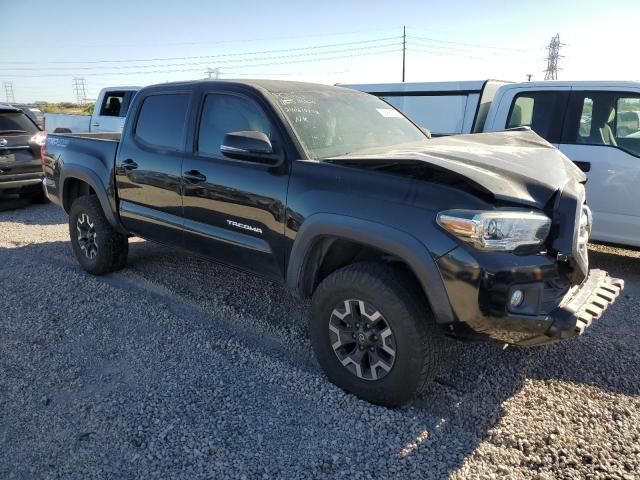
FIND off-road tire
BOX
[69,195,128,275]
[311,261,448,407]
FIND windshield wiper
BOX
[0,130,28,134]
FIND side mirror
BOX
[220,131,283,166]
[420,127,432,139]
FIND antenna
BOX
[3,81,15,103]
[543,34,564,80]
[72,77,88,104]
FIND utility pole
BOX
[72,77,88,104]
[544,34,563,80]
[3,81,15,103]
[402,26,406,82]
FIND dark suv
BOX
[0,104,47,202]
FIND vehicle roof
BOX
[143,79,363,95]
[0,103,22,113]
[340,80,511,93]
[506,80,640,88]
[99,86,141,91]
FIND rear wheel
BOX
[311,262,448,407]
[69,195,128,275]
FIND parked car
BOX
[344,80,640,248]
[0,103,47,202]
[43,86,140,133]
[42,80,623,406]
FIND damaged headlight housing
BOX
[436,209,552,251]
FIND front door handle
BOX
[121,159,138,170]
[573,161,591,173]
[184,170,207,183]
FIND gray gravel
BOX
[1,202,639,480]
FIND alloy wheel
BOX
[77,213,98,260]
[328,299,396,381]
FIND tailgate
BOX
[0,133,41,177]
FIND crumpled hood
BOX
[329,130,585,208]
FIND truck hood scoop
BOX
[327,130,585,208]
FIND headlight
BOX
[436,209,552,251]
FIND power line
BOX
[544,33,564,80]
[0,37,400,65]
[0,26,404,50]
[0,48,402,78]
[1,41,401,71]
[406,33,535,52]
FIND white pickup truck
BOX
[345,80,640,248]
[43,86,140,134]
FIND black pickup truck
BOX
[43,80,623,406]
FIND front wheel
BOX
[69,195,128,275]
[311,262,448,407]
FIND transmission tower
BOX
[204,67,221,79]
[3,81,15,103]
[72,77,88,104]
[544,34,564,80]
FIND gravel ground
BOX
[1,201,639,480]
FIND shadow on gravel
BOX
[0,196,32,212]
[0,199,65,225]
[2,238,638,478]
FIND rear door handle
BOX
[121,159,138,170]
[184,170,207,183]
[573,161,591,173]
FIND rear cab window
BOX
[506,91,569,143]
[134,94,190,150]
[381,95,470,135]
[563,91,640,157]
[99,90,136,118]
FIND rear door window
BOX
[506,91,569,143]
[563,92,640,157]
[134,93,190,150]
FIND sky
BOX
[1,0,639,103]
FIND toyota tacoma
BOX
[42,80,623,407]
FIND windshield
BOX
[0,112,39,135]
[271,89,427,159]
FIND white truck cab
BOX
[345,80,640,248]
[43,87,140,134]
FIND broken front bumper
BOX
[532,269,624,345]
[496,269,624,347]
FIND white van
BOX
[345,80,640,248]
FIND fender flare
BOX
[286,213,455,324]
[60,166,127,234]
